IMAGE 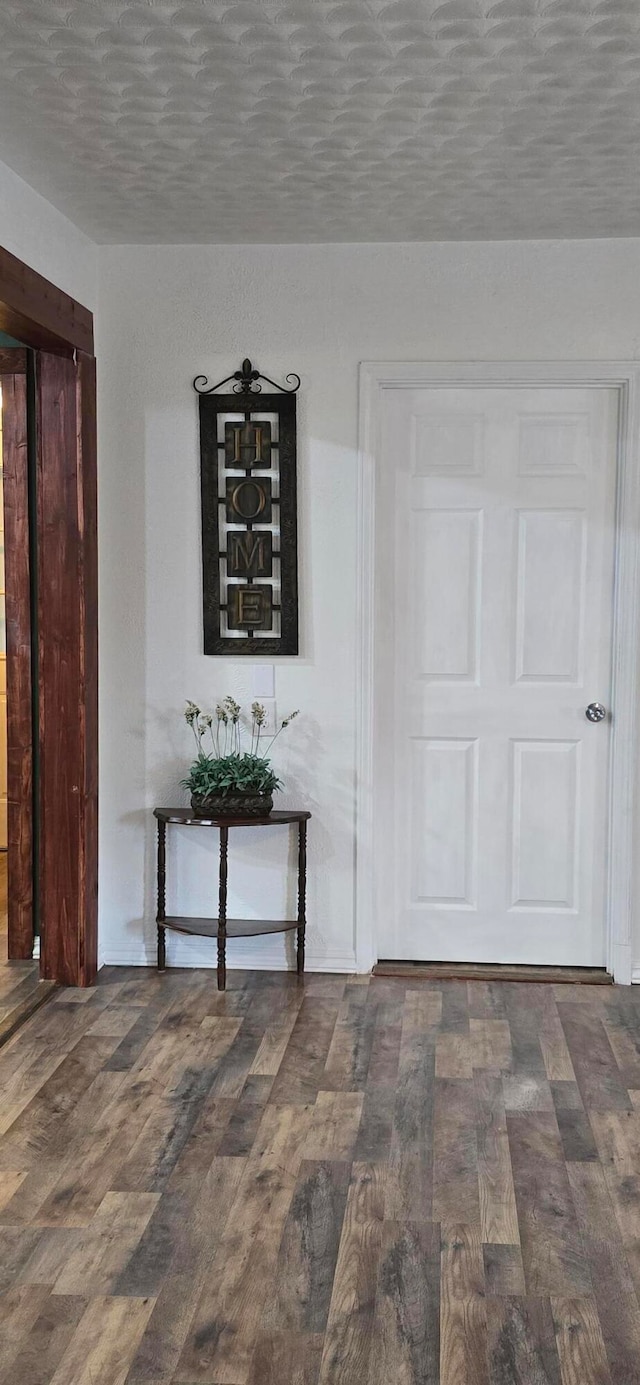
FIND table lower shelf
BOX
[159,915,300,939]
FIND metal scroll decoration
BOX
[194,358,300,656]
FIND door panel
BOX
[412,508,482,680]
[515,510,585,681]
[376,386,618,967]
[410,737,478,907]
[509,739,579,910]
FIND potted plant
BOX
[181,696,299,818]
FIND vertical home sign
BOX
[194,358,300,655]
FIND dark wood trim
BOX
[77,351,98,984]
[0,349,26,375]
[36,352,98,986]
[1,368,34,958]
[0,246,93,356]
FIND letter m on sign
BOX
[227,531,273,579]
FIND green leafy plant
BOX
[180,696,299,798]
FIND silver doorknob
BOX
[585,702,606,722]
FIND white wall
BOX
[5,157,637,980]
[96,238,640,976]
[0,158,96,310]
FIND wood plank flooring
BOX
[0,854,54,1046]
[2,968,640,1382]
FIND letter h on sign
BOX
[225,420,271,466]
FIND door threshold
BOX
[373,960,613,985]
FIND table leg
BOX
[297,818,307,977]
[218,824,229,991]
[157,819,166,972]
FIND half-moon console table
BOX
[153,807,311,991]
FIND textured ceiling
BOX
[0,1,639,243]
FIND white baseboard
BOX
[631,963,640,984]
[98,934,358,974]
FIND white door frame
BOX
[356,362,640,984]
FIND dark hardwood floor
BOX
[1,965,640,1382]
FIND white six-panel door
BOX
[375,387,618,967]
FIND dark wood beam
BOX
[0,245,93,356]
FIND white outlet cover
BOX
[252,664,275,699]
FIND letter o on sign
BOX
[229,480,267,521]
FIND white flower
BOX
[224,695,241,722]
[251,701,266,726]
[184,700,200,726]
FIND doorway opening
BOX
[0,336,47,1029]
[0,246,97,991]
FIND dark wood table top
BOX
[154,807,311,827]
[160,916,300,938]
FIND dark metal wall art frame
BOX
[195,358,300,656]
